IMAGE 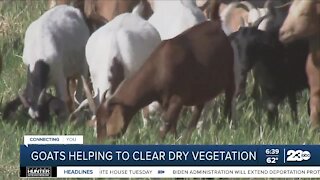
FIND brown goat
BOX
[279,0,320,129]
[95,16,235,142]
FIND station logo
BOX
[286,150,311,162]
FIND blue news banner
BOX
[20,145,320,177]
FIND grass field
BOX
[0,1,319,179]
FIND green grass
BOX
[0,1,319,179]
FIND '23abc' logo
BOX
[286,150,311,162]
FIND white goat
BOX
[75,12,161,128]
[148,0,206,40]
[22,5,90,119]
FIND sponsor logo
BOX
[26,167,51,177]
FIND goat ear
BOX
[106,105,125,137]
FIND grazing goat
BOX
[94,12,236,141]
[148,0,206,40]
[141,0,207,124]
[3,5,90,122]
[73,13,161,125]
[230,16,309,124]
[279,0,320,129]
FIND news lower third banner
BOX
[20,135,320,178]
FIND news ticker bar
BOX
[20,145,320,166]
[20,166,320,178]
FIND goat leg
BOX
[141,107,150,128]
[181,104,204,143]
[251,80,261,101]
[142,102,162,128]
[188,105,204,132]
[309,95,320,129]
[67,77,77,112]
[224,77,237,128]
[266,99,279,127]
[306,52,320,129]
[288,93,298,123]
[159,98,182,140]
[55,75,71,114]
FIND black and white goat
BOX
[3,5,90,122]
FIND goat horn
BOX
[81,75,96,114]
[37,89,46,106]
[68,99,89,121]
[19,93,29,108]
